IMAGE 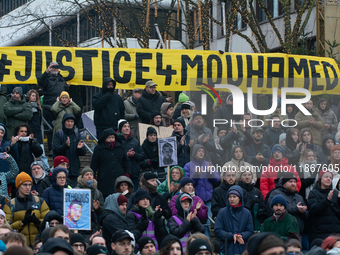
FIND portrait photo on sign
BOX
[158,137,177,167]
[63,188,91,230]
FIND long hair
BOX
[299,149,316,164]
[160,240,182,255]
[27,89,42,110]
[300,128,314,143]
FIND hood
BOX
[102,77,116,93]
[175,192,193,218]
[231,145,244,160]
[286,104,296,116]
[98,128,121,144]
[192,144,206,158]
[77,176,98,189]
[62,113,76,128]
[0,123,7,142]
[39,210,63,233]
[269,157,289,167]
[227,185,244,208]
[104,193,124,218]
[318,99,330,113]
[51,167,68,183]
[169,166,186,183]
[161,102,172,115]
[115,176,134,190]
[321,134,335,154]
[286,128,299,151]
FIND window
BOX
[0,0,30,17]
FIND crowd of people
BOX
[1,63,340,255]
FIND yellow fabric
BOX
[15,172,32,188]
[60,91,70,99]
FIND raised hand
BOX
[66,137,70,147]
[77,140,84,149]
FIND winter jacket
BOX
[219,130,253,163]
[3,193,50,246]
[214,102,242,122]
[140,138,163,175]
[0,87,7,125]
[224,151,256,183]
[53,113,86,177]
[307,183,340,243]
[137,89,166,124]
[260,157,301,199]
[92,77,125,130]
[0,155,19,199]
[246,141,271,168]
[127,187,172,219]
[238,181,267,231]
[91,129,131,198]
[169,193,208,223]
[100,193,140,254]
[317,134,335,165]
[214,185,254,255]
[263,126,284,149]
[117,132,144,179]
[157,166,186,200]
[127,206,167,250]
[183,145,220,202]
[124,96,140,138]
[297,161,317,201]
[51,101,81,135]
[185,124,216,157]
[266,179,308,233]
[318,107,338,139]
[211,182,253,218]
[32,172,48,197]
[260,210,300,241]
[168,193,205,252]
[295,107,324,146]
[16,138,43,175]
[37,71,69,106]
[3,97,32,139]
[282,128,301,166]
[0,123,18,173]
[38,173,73,196]
[28,102,43,144]
[172,130,190,168]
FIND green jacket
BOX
[3,97,32,139]
[51,101,81,135]
[260,211,300,241]
[157,166,186,199]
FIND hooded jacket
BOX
[214,185,254,254]
[52,113,86,177]
[318,101,338,139]
[260,157,301,199]
[282,128,301,166]
[266,178,307,233]
[124,96,140,138]
[263,126,284,149]
[214,97,242,122]
[114,176,134,199]
[183,144,220,202]
[168,193,205,252]
[90,128,131,197]
[0,155,19,199]
[0,123,18,173]
[172,129,190,168]
[160,102,174,127]
[317,134,335,165]
[307,183,340,243]
[3,97,33,139]
[137,89,166,124]
[38,210,63,234]
[92,78,125,130]
[157,166,186,200]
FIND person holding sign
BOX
[3,172,50,246]
[157,166,185,200]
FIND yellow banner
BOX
[0,46,339,95]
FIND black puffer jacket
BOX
[316,134,335,165]
[90,128,131,198]
[92,77,125,130]
[137,89,166,124]
[37,72,69,106]
[16,138,43,175]
[52,113,86,177]
[307,183,340,243]
[172,129,190,168]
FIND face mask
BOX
[86,181,93,187]
[19,136,30,142]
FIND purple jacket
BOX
[170,194,208,223]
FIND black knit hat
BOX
[42,238,74,255]
[188,239,212,255]
[151,110,161,120]
[276,171,297,186]
[144,172,157,180]
[138,236,155,252]
[174,118,186,129]
[180,177,194,188]
[118,120,128,132]
[70,233,86,246]
[133,190,151,205]
[146,127,157,137]
[247,233,285,255]
[217,125,229,135]
[181,102,191,110]
[87,245,108,255]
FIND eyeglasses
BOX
[273,150,283,154]
[57,177,66,180]
[72,244,85,249]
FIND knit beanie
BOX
[53,156,69,168]
[270,194,287,208]
[272,144,285,157]
[179,177,194,188]
[247,233,285,255]
[30,161,44,170]
[70,233,86,246]
[133,190,151,205]
[279,133,286,143]
[0,210,5,219]
[117,194,128,206]
[87,245,108,255]
[319,169,333,181]
[331,144,340,153]
[192,112,202,119]
[0,126,5,133]
[143,172,158,180]
[13,87,23,97]
[181,102,191,110]
[60,91,70,99]
[217,125,229,135]
[118,119,128,132]
[178,93,190,103]
[146,127,157,137]
[276,171,297,186]
[15,172,33,188]
[138,236,155,252]
[188,239,212,255]
[81,166,94,177]
[151,110,161,120]
[174,118,186,129]
[228,189,241,200]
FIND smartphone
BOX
[51,64,60,69]
[0,153,5,159]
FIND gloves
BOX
[22,214,30,226]
[26,213,41,226]
[140,208,147,220]
[137,219,149,232]
[154,209,163,220]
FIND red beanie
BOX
[331,145,340,154]
[53,156,69,168]
[117,194,128,206]
[319,169,333,180]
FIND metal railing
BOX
[78,127,98,155]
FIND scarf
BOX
[106,141,116,149]
[179,189,195,197]
[141,176,158,194]
[86,181,93,187]
[231,202,242,208]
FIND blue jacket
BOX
[0,123,18,173]
[214,185,254,255]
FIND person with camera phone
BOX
[0,152,19,200]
